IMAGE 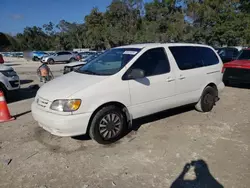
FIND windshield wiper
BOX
[76,70,101,75]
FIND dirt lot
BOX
[0,58,249,188]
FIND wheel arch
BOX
[86,101,131,135]
[206,83,218,96]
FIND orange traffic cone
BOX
[0,91,15,122]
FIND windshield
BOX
[76,48,141,76]
[236,50,250,60]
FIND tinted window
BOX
[57,52,64,55]
[169,46,202,70]
[236,50,250,60]
[58,52,71,55]
[226,49,235,57]
[197,47,219,66]
[128,48,170,77]
[169,46,219,70]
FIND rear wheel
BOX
[89,105,127,144]
[48,58,54,64]
[195,86,217,112]
[69,58,76,63]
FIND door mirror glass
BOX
[127,68,145,79]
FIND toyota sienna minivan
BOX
[32,43,224,144]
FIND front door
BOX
[125,47,176,119]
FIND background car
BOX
[41,51,78,64]
[32,51,49,61]
[0,54,4,64]
[0,65,20,100]
[217,47,239,63]
[77,51,98,61]
[63,52,103,74]
[223,48,250,85]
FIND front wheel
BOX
[33,57,39,61]
[195,86,217,112]
[89,105,127,144]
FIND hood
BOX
[224,60,250,69]
[37,72,107,101]
[0,65,14,71]
[65,61,87,67]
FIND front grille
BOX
[9,81,20,88]
[37,97,49,108]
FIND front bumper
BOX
[3,76,20,91]
[31,102,92,137]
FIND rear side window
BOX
[169,46,202,70]
[169,46,219,70]
[197,47,219,66]
[128,47,170,77]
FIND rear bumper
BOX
[217,82,225,94]
[31,102,92,137]
[223,68,250,83]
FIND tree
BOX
[3,0,250,51]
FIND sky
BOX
[0,0,117,34]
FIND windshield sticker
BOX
[123,51,138,55]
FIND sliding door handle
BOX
[166,78,175,82]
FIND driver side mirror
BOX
[126,68,145,80]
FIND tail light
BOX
[221,66,225,73]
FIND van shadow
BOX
[8,84,39,104]
[72,105,195,142]
[170,159,224,188]
[225,83,250,89]
[131,105,194,132]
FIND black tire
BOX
[33,56,39,61]
[69,58,76,63]
[48,58,54,64]
[195,86,217,112]
[89,105,127,144]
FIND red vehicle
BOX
[223,48,250,85]
[0,54,4,64]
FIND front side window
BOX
[76,48,141,75]
[127,47,170,77]
[236,50,250,60]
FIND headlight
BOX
[50,99,81,112]
[1,71,17,77]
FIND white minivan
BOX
[32,43,224,144]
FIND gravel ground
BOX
[0,58,249,188]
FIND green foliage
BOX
[2,0,250,51]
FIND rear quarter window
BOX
[169,46,219,70]
[197,47,219,66]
